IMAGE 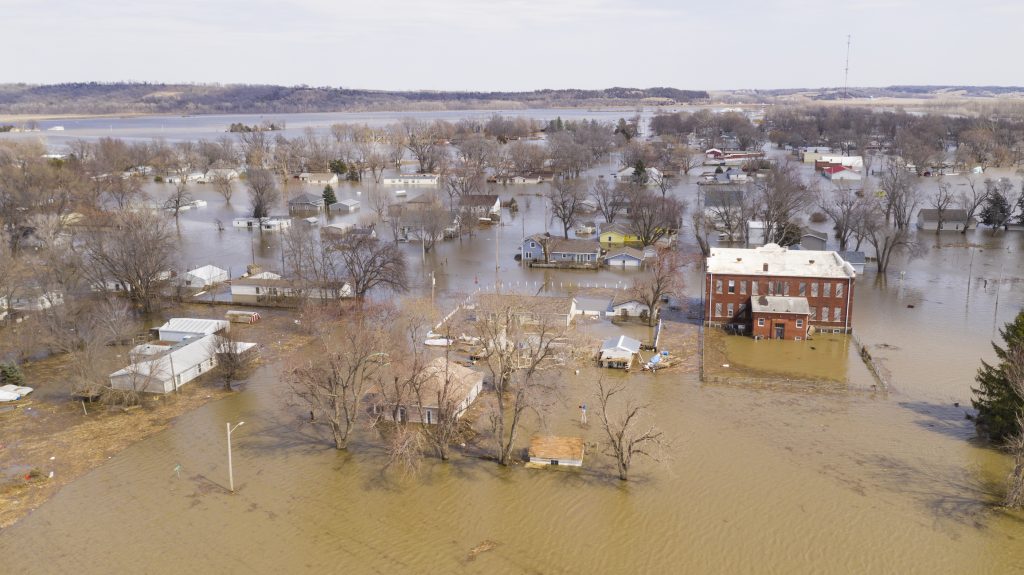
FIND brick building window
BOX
[716,279,723,294]
[783,282,790,296]
[728,280,735,294]
[796,319,803,328]
[823,283,831,297]
[822,306,830,321]
[773,281,785,295]
[811,283,819,297]
[757,318,765,327]
[727,303,734,317]
[799,282,806,296]
[752,281,758,295]
[836,283,844,297]
[740,281,747,295]
[810,307,817,319]
[834,307,841,322]
[715,303,722,317]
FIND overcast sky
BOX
[3,0,1022,91]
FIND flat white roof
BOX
[159,318,228,336]
[707,244,856,279]
[751,295,810,315]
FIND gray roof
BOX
[750,296,810,315]
[526,234,600,254]
[838,250,865,265]
[601,335,642,354]
[602,247,646,261]
[574,296,612,312]
[288,192,324,206]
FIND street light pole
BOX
[226,421,245,493]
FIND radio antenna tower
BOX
[843,35,851,99]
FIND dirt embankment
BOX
[0,304,310,530]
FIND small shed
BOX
[157,318,229,342]
[602,247,646,269]
[184,265,228,288]
[529,436,585,467]
[599,335,642,369]
[225,310,261,324]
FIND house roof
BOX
[158,318,228,336]
[822,166,848,175]
[302,172,336,180]
[602,247,646,261]
[111,334,256,379]
[459,194,500,207]
[704,188,744,208]
[601,335,642,354]
[800,228,828,242]
[288,192,324,205]
[838,250,866,265]
[573,296,612,312]
[599,222,633,237]
[475,293,574,317]
[707,244,856,279]
[407,192,440,204]
[529,436,584,461]
[751,295,810,315]
[415,357,484,408]
[918,209,969,221]
[331,199,360,208]
[187,265,227,280]
[526,234,600,254]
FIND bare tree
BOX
[288,302,394,450]
[818,185,868,251]
[210,173,235,202]
[246,169,280,218]
[877,158,920,229]
[750,162,812,244]
[629,248,685,326]
[473,295,574,466]
[331,234,408,297]
[628,187,685,247]
[957,175,989,234]
[596,379,665,481]
[547,177,585,238]
[591,179,627,224]
[82,210,177,312]
[164,177,194,220]
[856,203,921,274]
[929,181,956,233]
[211,329,254,390]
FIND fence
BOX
[850,330,890,390]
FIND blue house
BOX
[521,234,600,268]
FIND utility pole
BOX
[843,34,852,99]
[226,421,245,493]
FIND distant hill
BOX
[0,83,710,116]
[717,85,1024,103]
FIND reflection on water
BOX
[1,113,1024,572]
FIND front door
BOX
[774,323,785,340]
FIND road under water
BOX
[2,112,1024,572]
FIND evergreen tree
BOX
[322,184,337,206]
[972,310,1024,442]
[0,362,25,386]
[328,159,347,175]
[979,190,1012,228]
[632,159,649,185]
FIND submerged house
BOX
[916,209,974,231]
[367,357,484,424]
[288,192,326,214]
[109,333,256,394]
[157,317,229,342]
[381,173,440,186]
[230,277,352,306]
[598,335,642,369]
[529,436,585,467]
[183,265,229,288]
[521,234,600,268]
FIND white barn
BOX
[184,265,229,288]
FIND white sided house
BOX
[819,155,863,170]
[157,317,229,342]
[184,265,229,288]
[598,335,642,369]
[109,333,256,394]
[382,174,440,186]
[610,298,650,319]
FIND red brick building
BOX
[705,244,857,340]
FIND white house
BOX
[184,265,229,288]
[366,357,483,424]
[11,291,64,311]
[299,172,339,186]
[916,209,975,231]
[382,174,440,186]
[572,296,612,318]
[109,333,256,394]
[230,276,353,306]
[233,217,262,229]
[819,155,863,170]
[610,298,650,319]
[598,335,642,369]
[616,166,662,184]
[205,168,240,181]
[821,166,862,181]
[261,216,292,231]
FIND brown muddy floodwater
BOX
[2,114,1024,572]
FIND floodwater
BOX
[2,112,1024,573]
